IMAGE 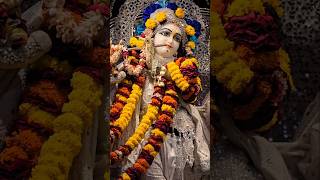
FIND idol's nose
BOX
[166,36,174,46]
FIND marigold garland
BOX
[212,0,293,132]
[110,80,144,143]
[167,58,202,103]
[120,80,179,179]
[30,70,103,179]
[110,84,165,164]
[167,61,189,91]
[211,12,254,94]
[110,79,133,123]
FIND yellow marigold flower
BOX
[212,39,234,56]
[136,129,145,137]
[128,137,139,146]
[118,95,128,102]
[167,62,179,72]
[171,69,181,77]
[40,141,71,159]
[132,84,141,90]
[37,154,71,174]
[139,123,149,132]
[129,37,138,47]
[226,0,265,17]
[143,144,155,152]
[212,51,238,72]
[62,100,93,127]
[53,113,83,135]
[128,56,136,61]
[196,77,202,85]
[136,40,144,48]
[189,57,199,66]
[227,69,253,94]
[126,97,136,104]
[165,89,178,97]
[132,134,142,142]
[121,111,132,119]
[28,109,55,129]
[161,104,176,114]
[177,80,190,91]
[181,59,194,67]
[216,62,241,83]
[181,84,190,91]
[122,173,131,180]
[148,104,158,112]
[130,93,139,101]
[68,89,100,110]
[31,164,62,180]
[125,140,135,149]
[49,131,82,154]
[115,120,127,131]
[146,112,156,120]
[186,41,196,49]
[71,72,96,91]
[211,12,223,27]
[175,7,185,18]
[151,128,165,138]
[150,151,158,157]
[141,118,152,126]
[145,18,157,29]
[212,25,227,39]
[155,11,167,22]
[30,173,51,180]
[167,62,179,71]
[185,25,196,36]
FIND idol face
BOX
[153,23,182,58]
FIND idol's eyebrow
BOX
[159,28,172,32]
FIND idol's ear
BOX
[0,30,52,69]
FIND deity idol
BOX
[109,1,210,179]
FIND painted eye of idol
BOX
[158,28,182,43]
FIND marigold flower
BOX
[185,25,196,36]
[145,19,157,29]
[186,41,196,49]
[155,11,166,22]
[175,8,185,18]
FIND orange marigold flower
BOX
[133,162,147,173]
[137,158,150,169]
[0,146,29,165]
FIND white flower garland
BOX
[43,0,105,47]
